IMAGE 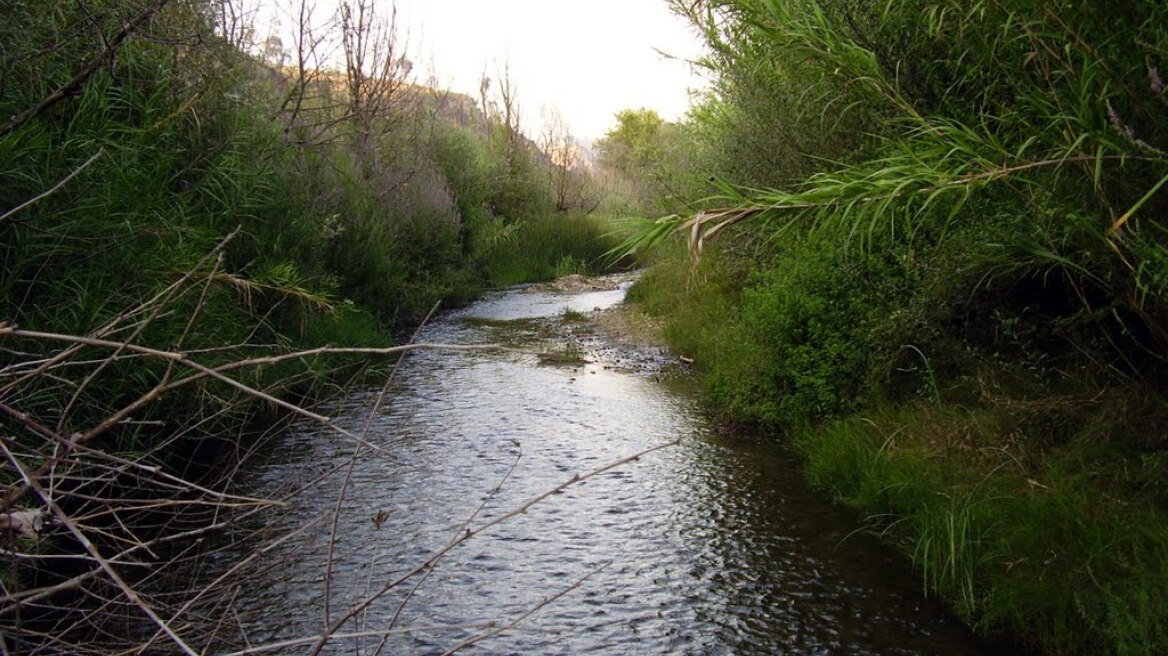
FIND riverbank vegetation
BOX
[0,0,625,651]
[619,0,1168,653]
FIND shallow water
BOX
[208,275,988,655]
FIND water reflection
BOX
[208,277,987,655]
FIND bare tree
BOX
[275,0,337,145]
[211,0,259,49]
[478,71,493,129]
[339,0,412,152]
[540,107,601,214]
[478,63,523,160]
[497,63,522,163]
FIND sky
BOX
[394,0,707,141]
[257,1,708,142]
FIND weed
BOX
[561,308,589,322]
[537,340,589,366]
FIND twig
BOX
[323,301,442,627]
[0,441,199,656]
[0,325,503,510]
[0,149,105,223]
[439,561,611,655]
[0,227,241,401]
[132,516,329,655]
[0,0,171,137]
[305,439,679,655]
[373,442,524,656]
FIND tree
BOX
[596,108,665,177]
[477,65,552,221]
[596,108,697,215]
[539,107,600,214]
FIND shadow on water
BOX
[200,273,995,655]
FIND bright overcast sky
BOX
[395,0,706,141]
[252,1,706,140]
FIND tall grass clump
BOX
[794,409,1168,654]
[484,211,628,286]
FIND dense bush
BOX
[626,1,1168,653]
[709,230,913,425]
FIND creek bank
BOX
[624,251,1168,656]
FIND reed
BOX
[621,1,1168,652]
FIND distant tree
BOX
[339,0,412,150]
[475,65,552,221]
[540,107,600,214]
[262,35,287,68]
[596,108,665,177]
[274,0,333,145]
[595,108,701,215]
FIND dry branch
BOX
[302,439,679,655]
[0,0,172,137]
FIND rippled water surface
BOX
[212,276,988,655]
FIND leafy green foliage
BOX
[595,108,705,216]
[720,231,911,423]
[0,0,624,499]
[0,1,631,651]
[624,1,1168,652]
[597,108,667,176]
[483,211,625,286]
[648,0,1168,380]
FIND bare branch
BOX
[0,441,200,655]
[304,439,679,655]
[0,149,105,224]
[0,0,171,137]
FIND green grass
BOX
[793,406,1168,654]
[561,308,589,322]
[484,211,630,286]
[627,234,1168,653]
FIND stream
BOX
[204,274,989,655]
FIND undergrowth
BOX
[794,404,1168,654]
[621,1,1168,651]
